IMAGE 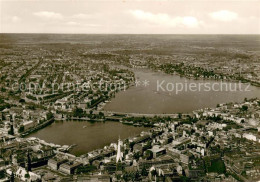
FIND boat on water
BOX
[133,123,142,127]
[122,121,134,125]
[83,126,87,128]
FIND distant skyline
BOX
[0,0,259,34]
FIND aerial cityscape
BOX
[0,0,260,182]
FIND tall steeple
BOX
[116,137,123,163]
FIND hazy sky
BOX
[0,0,259,34]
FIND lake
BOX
[27,121,149,156]
[103,69,260,114]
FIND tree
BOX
[19,99,25,103]
[46,112,54,120]
[240,105,248,112]
[134,171,140,181]
[133,152,140,160]
[141,167,148,176]
[24,173,30,179]
[144,150,153,160]
[150,169,157,178]
[122,173,129,181]
[18,125,25,133]
[1,87,6,92]
[0,170,5,179]
[178,113,182,119]
[76,165,96,174]
[98,111,104,118]
[73,107,84,118]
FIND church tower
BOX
[116,137,123,163]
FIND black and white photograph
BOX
[0,0,260,181]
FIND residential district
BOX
[0,98,260,181]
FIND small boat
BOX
[133,123,141,127]
[83,126,87,128]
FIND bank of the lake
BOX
[26,69,260,157]
[26,121,149,156]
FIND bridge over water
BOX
[103,111,191,118]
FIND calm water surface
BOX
[27,121,149,156]
[104,69,260,114]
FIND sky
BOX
[0,0,259,34]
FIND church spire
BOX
[116,137,123,163]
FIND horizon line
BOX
[1,32,260,35]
